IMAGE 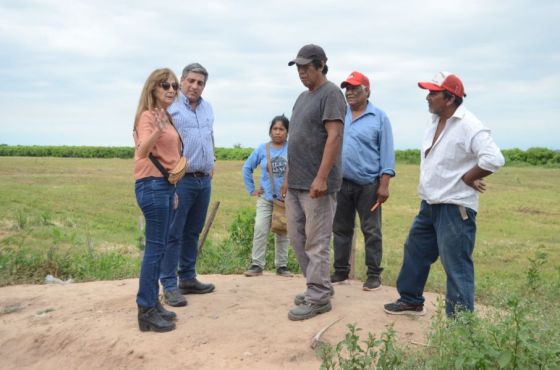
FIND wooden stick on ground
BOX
[310,317,343,349]
[198,201,220,253]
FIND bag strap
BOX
[149,153,170,179]
[266,142,276,196]
[148,112,184,180]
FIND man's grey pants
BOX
[286,189,336,305]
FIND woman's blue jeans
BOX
[396,201,477,315]
[135,177,175,308]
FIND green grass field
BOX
[1,157,559,298]
[2,157,559,368]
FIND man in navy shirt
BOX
[332,71,395,291]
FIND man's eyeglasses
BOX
[160,82,179,91]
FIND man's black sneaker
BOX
[363,276,382,291]
[384,300,426,316]
[288,301,332,321]
[330,272,348,283]
[294,285,335,305]
[244,265,263,277]
[276,266,293,277]
[178,278,215,294]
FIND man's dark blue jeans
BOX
[135,177,175,308]
[160,175,211,291]
[396,200,477,316]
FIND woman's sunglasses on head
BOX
[160,82,179,91]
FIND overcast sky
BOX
[1,0,558,149]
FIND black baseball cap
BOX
[288,44,327,66]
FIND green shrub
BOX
[0,145,256,160]
[503,147,560,167]
[0,243,139,285]
[415,297,560,369]
[395,149,421,164]
[198,207,300,274]
[1,145,559,167]
[215,146,254,160]
[318,323,404,370]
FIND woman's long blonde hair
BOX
[133,68,179,130]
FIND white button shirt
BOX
[418,104,505,211]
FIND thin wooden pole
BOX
[198,201,220,253]
[349,229,356,279]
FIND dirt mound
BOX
[0,274,441,369]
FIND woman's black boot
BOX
[138,305,176,332]
[156,301,177,321]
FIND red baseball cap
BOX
[340,71,370,89]
[418,71,466,98]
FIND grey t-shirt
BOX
[288,81,347,193]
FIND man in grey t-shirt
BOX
[281,44,346,321]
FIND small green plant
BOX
[14,210,28,230]
[526,248,547,290]
[318,323,402,370]
[227,207,255,253]
[39,211,53,226]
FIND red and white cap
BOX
[340,71,370,89]
[418,71,466,98]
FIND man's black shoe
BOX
[384,300,426,316]
[288,301,332,321]
[363,276,382,291]
[179,278,215,294]
[244,265,263,277]
[276,266,293,277]
[330,272,348,283]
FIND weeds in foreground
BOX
[317,250,560,370]
[418,295,560,369]
[318,323,403,370]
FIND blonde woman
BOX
[133,68,182,332]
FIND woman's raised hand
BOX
[153,108,169,132]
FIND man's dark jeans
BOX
[160,175,211,291]
[332,179,383,278]
[396,200,477,315]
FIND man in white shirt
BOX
[384,72,505,316]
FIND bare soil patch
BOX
[0,274,442,369]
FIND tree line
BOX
[0,144,558,167]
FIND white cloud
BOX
[0,0,558,149]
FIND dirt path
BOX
[0,274,441,369]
